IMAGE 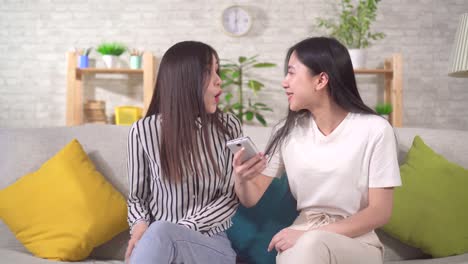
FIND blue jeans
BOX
[129,221,236,264]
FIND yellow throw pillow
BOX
[0,139,128,261]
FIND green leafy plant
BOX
[96,42,126,56]
[317,0,385,49]
[219,55,276,126]
[375,103,393,115]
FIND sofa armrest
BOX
[385,253,468,264]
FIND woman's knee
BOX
[298,230,337,248]
[130,222,178,263]
[144,221,178,242]
[277,230,335,264]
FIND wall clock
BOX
[221,5,253,37]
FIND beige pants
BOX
[276,210,383,264]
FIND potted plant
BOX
[129,49,143,69]
[219,55,276,126]
[375,102,392,120]
[317,0,385,68]
[96,42,126,68]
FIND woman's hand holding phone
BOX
[232,147,267,184]
[229,137,272,207]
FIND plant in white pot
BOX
[317,0,385,69]
[375,102,392,120]
[96,42,126,68]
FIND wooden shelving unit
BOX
[65,52,402,127]
[66,52,156,126]
[354,53,403,127]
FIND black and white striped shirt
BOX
[127,113,242,236]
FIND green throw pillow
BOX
[382,136,468,258]
[227,175,298,264]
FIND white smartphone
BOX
[226,136,259,163]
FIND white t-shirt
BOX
[263,112,402,217]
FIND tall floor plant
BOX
[219,55,276,126]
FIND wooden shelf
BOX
[66,52,156,126]
[354,69,393,74]
[77,68,144,74]
[353,53,403,127]
[66,53,402,127]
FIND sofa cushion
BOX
[382,136,468,258]
[0,125,131,259]
[394,128,468,168]
[227,175,298,264]
[0,248,124,264]
[376,229,429,261]
[0,139,128,261]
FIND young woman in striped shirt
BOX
[125,41,242,264]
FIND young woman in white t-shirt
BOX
[233,37,402,264]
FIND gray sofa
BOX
[1,124,467,263]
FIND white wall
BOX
[1,0,467,129]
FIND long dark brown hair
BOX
[146,41,229,182]
[265,37,377,156]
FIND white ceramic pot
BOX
[348,49,367,69]
[102,55,118,68]
[380,114,389,121]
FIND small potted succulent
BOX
[96,42,126,68]
[129,49,143,69]
[375,103,393,120]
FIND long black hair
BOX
[146,41,229,182]
[265,37,377,156]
